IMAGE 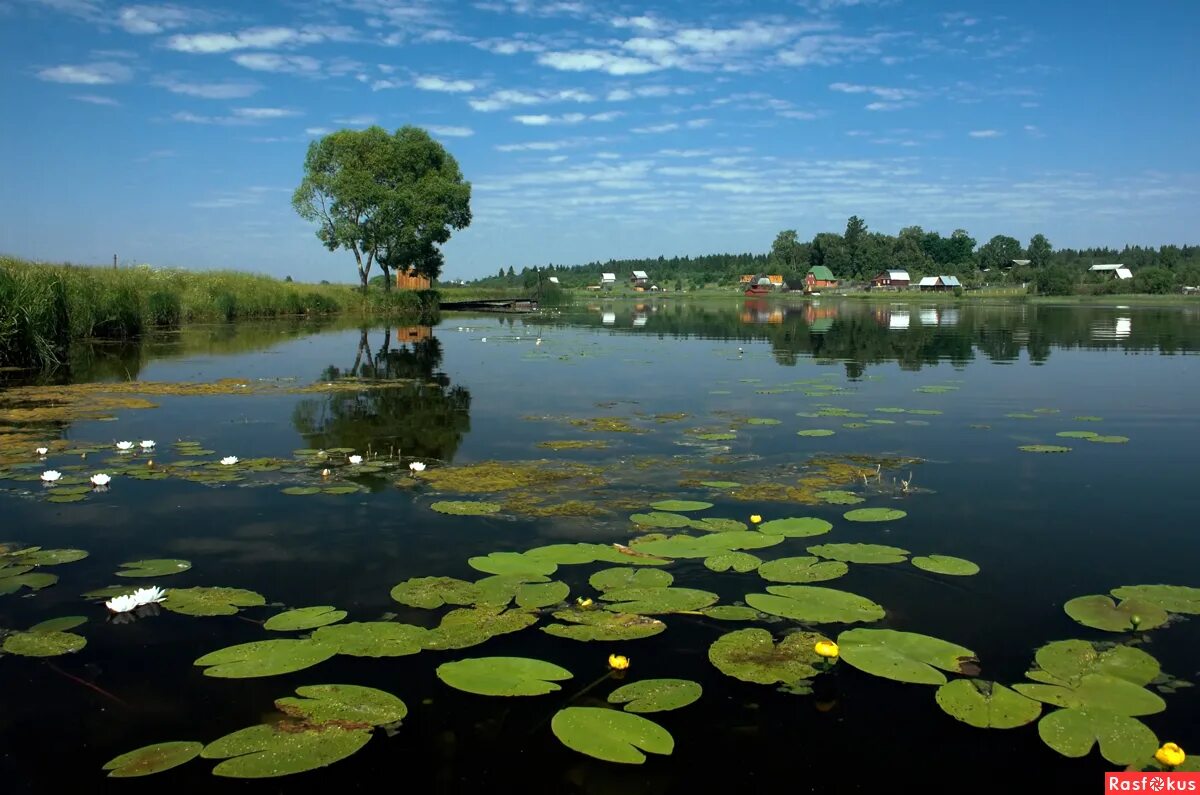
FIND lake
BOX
[1,298,1198,791]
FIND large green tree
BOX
[293,125,471,290]
[977,235,1024,271]
[1027,234,1053,269]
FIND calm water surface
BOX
[2,299,1198,793]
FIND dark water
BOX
[2,299,1199,793]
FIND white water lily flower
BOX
[140,440,156,449]
[409,461,426,472]
[220,456,239,466]
[35,447,49,456]
[116,441,134,451]
[90,473,111,487]
[105,594,139,613]
[131,586,167,606]
[348,455,363,465]
[41,470,62,483]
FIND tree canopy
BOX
[293,126,471,290]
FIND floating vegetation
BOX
[1110,584,1200,614]
[815,490,865,505]
[600,586,719,614]
[589,567,674,591]
[103,742,204,778]
[542,609,666,642]
[436,657,573,696]
[1087,435,1130,444]
[308,622,427,657]
[911,555,980,576]
[703,551,762,573]
[630,511,692,529]
[2,627,87,657]
[264,606,348,632]
[162,587,266,617]
[115,559,192,578]
[1073,416,1103,422]
[631,532,784,559]
[796,429,835,437]
[551,707,673,765]
[389,577,479,609]
[746,418,781,426]
[417,460,602,494]
[431,500,502,516]
[708,628,833,686]
[757,556,849,584]
[537,440,609,450]
[1018,445,1072,453]
[468,552,557,577]
[1033,706,1157,765]
[843,507,906,523]
[1056,431,1100,439]
[607,679,702,713]
[746,585,886,624]
[915,385,958,394]
[1025,640,1160,688]
[649,499,713,512]
[935,680,1042,729]
[1062,595,1168,632]
[757,517,833,538]
[837,628,979,685]
[699,480,741,489]
[808,543,910,564]
[194,639,336,678]
[568,417,644,434]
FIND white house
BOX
[547,276,560,284]
[600,272,617,289]
[630,270,649,287]
[1088,264,1133,280]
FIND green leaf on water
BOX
[467,552,557,577]
[708,628,832,685]
[1013,675,1166,716]
[431,500,502,516]
[515,580,570,609]
[700,481,742,489]
[758,556,849,584]
[687,517,749,533]
[163,587,266,616]
[911,555,980,576]
[1056,431,1100,439]
[541,610,666,642]
[115,559,192,578]
[423,606,538,651]
[16,548,88,565]
[746,418,781,426]
[310,622,427,657]
[264,606,348,632]
[757,517,833,538]
[281,486,322,496]
[589,567,674,591]
[436,656,573,696]
[608,678,701,713]
[629,511,692,529]
[194,639,336,678]
[1110,584,1200,615]
[807,543,910,564]
[600,586,719,615]
[633,531,784,559]
[201,723,371,779]
[46,494,87,503]
[704,551,761,573]
[551,707,673,764]
[746,585,885,624]
[389,576,480,609]
[29,615,87,632]
[1087,435,1129,444]
[649,499,712,512]
[815,490,865,505]
[934,680,1042,729]
[1026,640,1161,688]
[843,507,906,523]
[1073,416,1103,422]
[837,628,979,685]
[0,571,58,594]
[322,486,362,495]
[1063,595,1168,632]
[2,630,86,657]
[1035,707,1157,766]
[1018,445,1072,453]
[524,543,637,565]
[691,432,736,441]
[103,741,204,778]
[796,429,835,437]
[699,605,760,621]
[275,684,408,725]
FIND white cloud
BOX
[165,25,348,54]
[469,88,595,111]
[414,75,475,93]
[305,126,332,135]
[494,136,605,152]
[237,107,300,120]
[513,111,621,126]
[605,85,690,101]
[232,53,321,74]
[332,114,376,126]
[968,129,1002,138]
[427,125,474,137]
[633,122,679,134]
[171,107,300,125]
[1024,124,1045,138]
[37,61,132,84]
[538,50,662,76]
[156,78,260,99]
[472,37,549,55]
[116,4,198,34]
[865,101,915,111]
[72,94,120,105]
[829,82,919,102]
[475,0,587,17]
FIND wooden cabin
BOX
[805,266,838,290]
[395,268,431,290]
[871,269,911,289]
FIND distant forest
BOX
[466,217,1200,295]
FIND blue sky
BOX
[1,0,1197,282]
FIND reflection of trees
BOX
[291,327,471,461]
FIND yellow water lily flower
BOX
[608,654,630,671]
[750,514,762,524]
[1156,742,1186,767]
[576,597,594,608]
[814,640,840,659]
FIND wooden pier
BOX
[439,298,539,313]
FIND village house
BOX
[917,275,963,292]
[1088,264,1133,280]
[630,270,650,288]
[804,266,838,291]
[870,269,911,289]
[600,272,617,290]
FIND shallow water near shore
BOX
[1,298,1198,792]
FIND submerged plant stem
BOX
[43,661,131,708]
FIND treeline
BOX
[469,216,1200,295]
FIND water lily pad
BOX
[201,723,371,779]
[1056,431,1100,439]
[704,552,761,573]
[757,517,833,538]
[473,574,548,607]
[688,517,749,533]
[649,499,712,512]
[264,606,348,632]
[629,511,692,529]
[322,486,362,495]
[700,481,742,489]
[746,585,885,624]
[423,606,538,651]
[431,500,502,516]
[935,680,1042,729]
[746,418,781,426]
[467,552,557,577]
[163,587,266,616]
[103,741,204,778]
[911,555,980,576]
[524,543,634,565]
[699,605,760,621]
[758,556,849,583]
[0,571,58,594]
[708,628,831,685]
[389,576,480,609]
[1018,445,1072,453]
[1087,435,1129,444]
[1063,595,1168,632]
[515,581,570,609]
[275,684,407,725]
[1035,707,1157,765]
[589,567,674,591]
[2,630,86,657]
[281,486,322,496]
[16,548,88,565]
[796,429,835,437]
[601,586,719,614]
[633,531,783,559]
[815,490,865,505]
[608,679,701,713]
[46,494,87,503]
[807,543,910,564]
[29,615,87,632]
[195,639,336,678]
[843,507,906,523]
[310,622,427,657]
[1110,584,1200,614]
[1027,641,1161,688]
[542,610,666,642]
[691,432,736,441]
[551,707,673,764]
[437,656,573,696]
[837,628,979,685]
[1074,416,1103,422]
[1014,674,1165,716]
[115,559,192,578]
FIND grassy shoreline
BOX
[0,256,439,369]
[555,286,1199,306]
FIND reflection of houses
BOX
[1088,264,1133,280]
[871,269,911,289]
[805,266,838,291]
[740,299,785,324]
[602,311,616,325]
[917,275,962,292]
[887,310,910,330]
[396,268,432,290]
[803,303,839,326]
[396,325,433,343]
[630,270,649,289]
[601,272,617,290]
[1092,316,1132,340]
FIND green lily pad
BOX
[758,556,849,584]
[467,552,557,577]
[524,543,636,565]
[423,606,538,651]
[1074,416,1103,422]
[29,615,87,632]
[542,610,666,642]
[322,486,362,495]
[16,548,88,565]
[815,490,865,505]
[515,581,570,609]
[0,571,58,594]
[103,741,204,778]
[746,585,885,624]
[115,559,192,578]
[201,723,371,779]
[699,605,760,621]
[843,507,906,523]
[691,432,736,441]
[1087,435,1129,444]
[608,678,701,713]
[431,500,502,516]
[1026,640,1160,687]
[629,511,693,529]
[389,576,480,609]
[700,481,742,489]
[911,555,980,576]
[837,628,979,685]
[1018,445,1072,453]
[704,552,761,573]
[1035,707,1158,765]
[601,586,719,615]
[746,418,781,426]
[2,630,87,657]
[1013,675,1166,716]
[1110,584,1200,614]
[310,622,427,657]
[281,486,322,496]
[757,517,833,538]
[473,574,548,608]
[1063,595,1168,632]
[935,680,1042,729]
[195,639,336,678]
[649,499,713,512]
[264,606,348,632]
[633,531,783,559]
[807,543,910,564]
[436,656,573,696]
[1056,431,1100,439]
[46,494,87,503]
[551,707,673,765]
[163,587,266,616]
[275,684,408,725]
[687,517,750,533]
[589,567,674,592]
[708,628,832,685]
[796,429,835,437]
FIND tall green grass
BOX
[0,256,439,368]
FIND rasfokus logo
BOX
[1106,773,1200,792]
